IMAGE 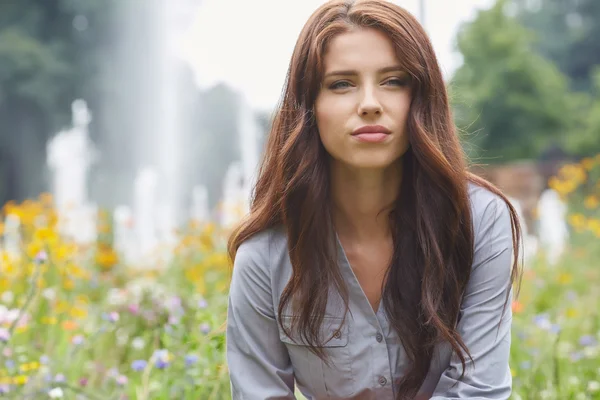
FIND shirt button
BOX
[378,376,387,386]
[333,331,341,339]
[376,333,383,342]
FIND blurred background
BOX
[0,0,598,399]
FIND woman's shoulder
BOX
[234,225,289,273]
[467,181,512,240]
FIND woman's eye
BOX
[329,81,352,90]
[385,77,409,87]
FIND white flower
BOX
[588,381,600,393]
[567,376,580,386]
[583,346,599,359]
[132,337,145,350]
[1,291,14,304]
[42,288,56,301]
[107,289,127,306]
[48,387,64,398]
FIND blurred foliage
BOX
[512,0,600,93]
[0,0,114,204]
[452,0,600,162]
[0,1,268,209]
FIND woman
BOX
[226,1,522,399]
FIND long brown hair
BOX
[228,1,522,398]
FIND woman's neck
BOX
[330,160,402,243]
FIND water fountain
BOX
[507,196,539,265]
[133,167,160,265]
[537,188,569,266]
[238,95,262,213]
[191,185,210,223]
[113,205,135,265]
[220,161,246,229]
[2,214,21,259]
[46,99,98,244]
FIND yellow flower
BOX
[63,279,75,291]
[12,375,28,385]
[581,157,596,170]
[557,273,572,285]
[19,362,40,372]
[95,245,119,270]
[15,325,29,333]
[26,241,44,259]
[33,227,59,244]
[568,214,586,230]
[39,192,54,206]
[55,300,70,314]
[69,307,88,319]
[41,316,58,325]
[584,195,600,209]
[566,308,578,318]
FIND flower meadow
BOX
[0,160,599,399]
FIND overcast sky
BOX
[180,0,495,111]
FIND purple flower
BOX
[35,250,48,263]
[185,354,199,367]
[71,335,85,345]
[153,349,170,369]
[79,377,88,387]
[0,328,10,342]
[565,290,578,301]
[167,297,182,311]
[116,375,128,386]
[54,373,66,383]
[197,299,208,309]
[200,323,210,335]
[569,351,583,362]
[131,360,147,371]
[5,360,15,369]
[127,304,139,315]
[0,384,9,394]
[40,355,50,365]
[550,324,561,334]
[579,335,598,347]
[533,314,551,330]
[108,312,119,323]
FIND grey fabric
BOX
[227,183,514,400]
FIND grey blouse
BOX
[226,184,514,399]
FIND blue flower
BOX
[185,354,199,367]
[579,335,598,347]
[131,360,147,371]
[520,361,532,370]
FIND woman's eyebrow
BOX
[323,65,404,79]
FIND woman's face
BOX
[315,27,412,170]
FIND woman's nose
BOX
[357,86,382,116]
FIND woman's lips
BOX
[352,132,389,143]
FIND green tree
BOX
[512,0,600,93]
[451,0,575,162]
[0,0,113,204]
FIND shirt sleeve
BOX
[226,234,296,400]
[430,196,514,400]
